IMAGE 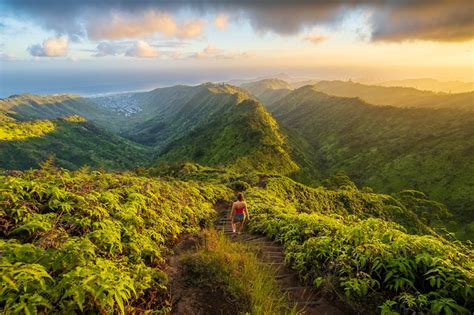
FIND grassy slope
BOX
[0,117,153,170]
[269,87,474,224]
[125,84,252,147]
[157,95,299,174]
[0,94,124,132]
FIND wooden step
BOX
[293,299,322,307]
[274,273,294,280]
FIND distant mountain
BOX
[125,83,298,174]
[240,79,293,105]
[290,80,319,89]
[227,73,312,86]
[379,78,474,94]
[311,80,474,110]
[270,86,474,223]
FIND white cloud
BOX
[28,36,69,57]
[194,44,253,60]
[214,14,228,30]
[87,10,206,40]
[125,40,159,58]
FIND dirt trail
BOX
[216,202,349,315]
[165,235,239,315]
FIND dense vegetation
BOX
[1,160,473,314]
[0,119,55,141]
[0,166,230,314]
[269,86,474,239]
[241,175,473,314]
[137,164,474,314]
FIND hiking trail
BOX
[215,201,348,315]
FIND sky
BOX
[0,0,473,96]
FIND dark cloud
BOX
[2,1,473,42]
[371,1,474,42]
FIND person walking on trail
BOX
[229,192,249,237]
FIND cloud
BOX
[3,1,474,42]
[194,44,253,60]
[87,10,205,40]
[214,14,228,30]
[94,42,125,57]
[304,34,327,44]
[0,53,16,61]
[28,36,68,57]
[125,40,159,58]
[93,40,159,58]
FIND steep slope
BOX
[123,84,252,146]
[0,116,152,170]
[311,80,474,110]
[240,79,293,105]
[270,86,474,225]
[152,85,298,174]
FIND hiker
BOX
[229,192,249,236]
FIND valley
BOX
[1,79,473,314]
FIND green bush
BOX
[244,178,474,314]
[0,167,231,314]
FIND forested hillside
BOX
[310,80,474,110]
[0,84,299,174]
[0,115,152,170]
[269,86,474,239]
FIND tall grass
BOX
[182,230,299,315]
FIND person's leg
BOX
[237,219,245,234]
[231,218,236,233]
[240,218,246,232]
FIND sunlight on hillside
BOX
[0,120,55,140]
